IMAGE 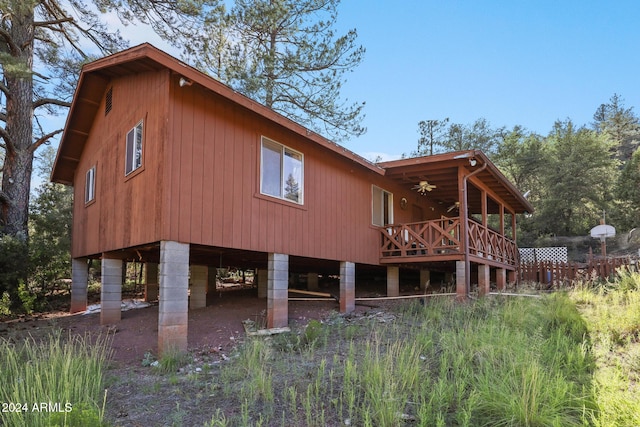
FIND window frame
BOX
[85,166,96,205]
[260,136,304,205]
[372,185,393,226]
[125,120,144,176]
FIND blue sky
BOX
[332,1,640,161]
[52,0,640,165]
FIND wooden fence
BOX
[518,257,639,285]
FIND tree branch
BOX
[29,129,63,153]
[33,98,72,110]
[0,126,13,152]
[0,27,19,55]
[0,80,9,97]
[34,17,74,27]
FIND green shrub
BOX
[0,291,11,316]
[0,234,29,310]
[155,348,190,374]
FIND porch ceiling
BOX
[378,150,533,214]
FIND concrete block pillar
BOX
[101,257,123,325]
[267,253,288,328]
[257,269,268,298]
[70,258,89,313]
[387,266,400,297]
[419,269,430,292]
[307,273,319,291]
[158,241,190,354]
[478,264,490,297]
[340,262,355,313]
[496,268,506,291]
[456,261,467,301]
[144,263,159,302]
[190,265,208,309]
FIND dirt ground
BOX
[0,287,372,367]
[0,285,401,426]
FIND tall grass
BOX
[0,331,112,427]
[203,294,598,426]
[570,269,640,427]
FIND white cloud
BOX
[359,151,402,163]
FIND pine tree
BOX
[593,93,640,161]
[194,0,366,142]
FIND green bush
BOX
[0,234,29,312]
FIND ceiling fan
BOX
[447,201,460,212]
[412,180,436,194]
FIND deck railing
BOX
[380,218,461,258]
[467,220,519,265]
[380,218,518,266]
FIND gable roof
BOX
[51,44,532,215]
[51,43,383,184]
[379,150,534,214]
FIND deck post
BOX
[101,257,123,325]
[267,253,289,328]
[478,264,490,296]
[190,265,208,309]
[456,261,467,300]
[208,267,217,296]
[257,269,268,298]
[70,258,89,313]
[496,268,506,291]
[158,241,189,354]
[308,272,319,291]
[419,269,430,292]
[387,266,400,297]
[340,262,355,313]
[144,263,159,302]
[507,270,517,287]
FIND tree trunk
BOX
[1,6,35,240]
[1,146,34,240]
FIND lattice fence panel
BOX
[519,247,568,263]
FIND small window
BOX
[125,120,143,175]
[372,186,393,226]
[85,166,96,204]
[260,137,303,204]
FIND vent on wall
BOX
[105,87,113,115]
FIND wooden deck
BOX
[379,217,518,268]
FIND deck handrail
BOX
[380,218,461,258]
[467,220,518,265]
[380,218,518,265]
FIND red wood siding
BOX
[162,76,427,265]
[71,71,169,258]
[72,67,441,266]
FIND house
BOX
[51,44,533,353]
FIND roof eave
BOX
[378,150,534,214]
[51,43,384,185]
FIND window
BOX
[125,120,144,175]
[372,186,393,226]
[85,166,96,204]
[260,137,303,204]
